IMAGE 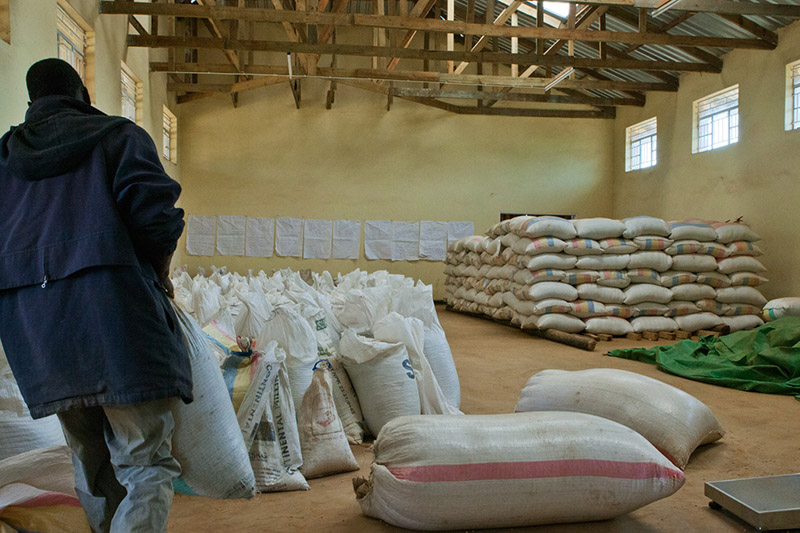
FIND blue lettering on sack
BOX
[402,359,415,379]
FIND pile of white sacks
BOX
[445,216,767,335]
[170,267,461,493]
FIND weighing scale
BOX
[705,473,800,531]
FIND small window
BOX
[121,62,142,124]
[693,85,739,154]
[57,4,86,81]
[785,59,800,131]
[162,106,177,163]
[625,117,657,172]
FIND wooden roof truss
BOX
[101,0,800,117]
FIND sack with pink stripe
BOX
[354,412,684,530]
[516,369,724,469]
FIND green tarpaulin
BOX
[607,317,800,399]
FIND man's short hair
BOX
[26,58,86,102]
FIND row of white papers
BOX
[185,216,474,261]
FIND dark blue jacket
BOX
[0,96,192,418]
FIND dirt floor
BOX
[168,306,800,532]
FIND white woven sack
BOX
[623,284,672,305]
[631,316,679,332]
[634,302,669,316]
[515,369,724,469]
[577,283,624,304]
[717,256,767,274]
[573,218,625,239]
[233,289,273,338]
[354,412,684,530]
[536,313,585,333]
[297,306,365,444]
[333,286,392,335]
[628,251,673,272]
[623,216,670,238]
[500,233,520,248]
[713,222,761,244]
[257,306,319,413]
[339,330,421,437]
[722,315,764,331]
[634,236,673,251]
[671,254,718,272]
[576,254,630,270]
[696,271,732,288]
[515,216,577,240]
[192,281,222,326]
[764,297,800,320]
[254,355,309,492]
[584,317,633,335]
[374,313,460,416]
[674,312,724,332]
[0,415,67,462]
[671,284,717,301]
[521,253,577,270]
[171,306,256,499]
[298,362,359,479]
[666,301,701,317]
[599,238,639,254]
[393,284,461,410]
[524,282,578,302]
[659,271,697,288]
[668,222,717,241]
[716,287,768,306]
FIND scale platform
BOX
[705,473,800,531]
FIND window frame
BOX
[625,116,658,172]
[162,106,178,164]
[785,59,800,131]
[56,1,95,102]
[692,84,739,154]
[121,61,143,125]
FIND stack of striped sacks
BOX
[444,216,766,335]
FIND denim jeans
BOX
[56,399,181,533]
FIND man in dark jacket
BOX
[0,58,192,533]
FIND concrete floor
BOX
[168,306,800,532]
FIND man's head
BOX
[26,58,91,104]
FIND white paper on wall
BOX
[448,221,475,244]
[186,215,216,256]
[364,220,392,260]
[245,217,274,257]
[216,215,246,256]
[275,217,304,257]
[303,219,333,259]
[392,221,419,262]
[332,219,361,259]
[419,220,448,261]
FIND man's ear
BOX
[81,86,91,104]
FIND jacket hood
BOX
[0,96,130,180]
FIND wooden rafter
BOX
[99,2,775,50]
[101,0,796,117]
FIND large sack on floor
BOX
[0,344,67,461]
[333,287,392,335]
[299,304,365,444]
[257,306,319,412]
[298,361,359,479]
[339,330,421,437]
[373,313,460,416]
[763,297,800,321]
[394,283,461,410]
[515,369,724,469]
[354,412,684,530]
[0,446,91,533]
[171,306,256,499]
[223,341,309,492]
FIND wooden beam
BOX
[452,0,523,76]
[388,86,644,106]
[386,0,438,70]
[129,36,727,71]
[623,10,695,53]
[159,64,679,92]
[535,0,800,17]
[100,2,776,49]
[717,13,779,47]
[128,15,149,36]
